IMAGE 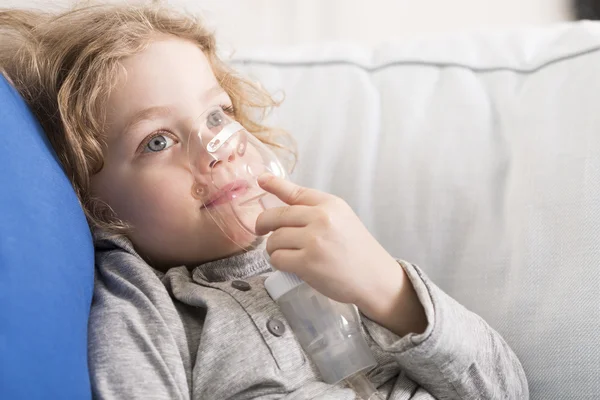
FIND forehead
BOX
[107,37,219,124]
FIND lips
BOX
[203,180,249,208]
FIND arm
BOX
[89,247,192,400]
[360,260,529,400]
[254,176,527,399]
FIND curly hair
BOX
[0,2,295,235]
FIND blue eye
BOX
[143,133,176,153]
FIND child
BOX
[0,3,528,399]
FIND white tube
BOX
[345,372,385,400]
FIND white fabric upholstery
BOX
[231,22,600,399]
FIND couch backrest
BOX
[232,22,600,399]
[0,75,93,399]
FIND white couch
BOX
[231,22,600,399]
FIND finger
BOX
[266,227,307,254]
[255,205,312,236]
[269,248,305,273]
[257,174,328,206]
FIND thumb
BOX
[257,174,326,206]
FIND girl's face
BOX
[91,37,259,269]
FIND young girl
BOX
[0,3,528,399]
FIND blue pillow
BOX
[0,75,93,399]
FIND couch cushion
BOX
[0,75,93,399]
[232,21,600,399]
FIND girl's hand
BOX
[256,174,427,336]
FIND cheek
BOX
[93,163,196,229]
[122,173,197,231]
[92,164,261,265]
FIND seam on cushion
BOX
[231,44,600,75]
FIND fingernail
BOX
[257,173,274,186]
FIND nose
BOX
[190,135,241,197]
[200,119,247,173]
[190,108,247,195]
[193,138,237,180]
[208,151,236,169]
[208,146,239,190]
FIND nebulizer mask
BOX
[188,106,383,400]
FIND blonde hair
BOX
[0,2,295,235]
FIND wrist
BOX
[357,258,428,337]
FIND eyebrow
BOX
[122,85,226,134]
[124,106,172,133]
[201,85,226,104]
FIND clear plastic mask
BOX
[188,106,286,248]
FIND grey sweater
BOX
[89,234,528,399]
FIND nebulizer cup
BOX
[264,276,382,399]
[187,106,382,400]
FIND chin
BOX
[207,207,262,249]
[221,225,260,251]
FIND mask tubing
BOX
[345,372,384,400]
